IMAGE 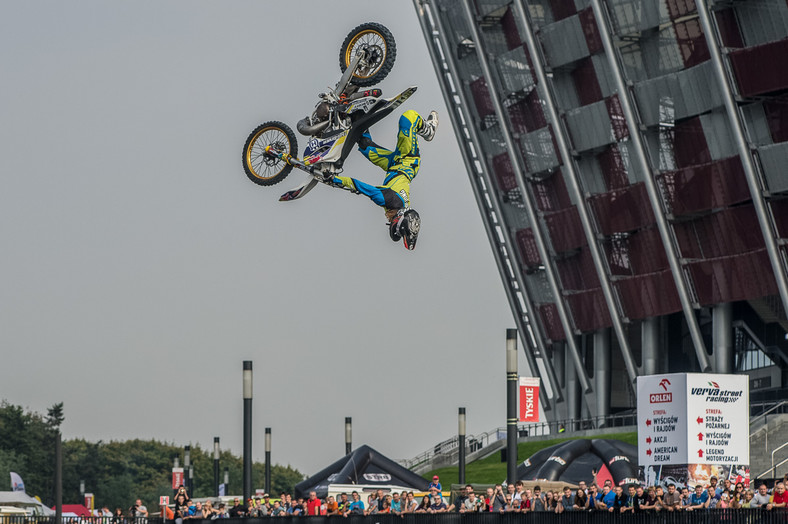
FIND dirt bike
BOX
[241,22,417,201]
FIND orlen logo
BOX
[650,378,672,403]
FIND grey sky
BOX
[1,0,527,477]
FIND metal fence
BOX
[7,511,787,524]
[399,413,638,471]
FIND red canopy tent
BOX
[52,504,92,517]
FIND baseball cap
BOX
[433,476,439,480]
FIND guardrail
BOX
[397,413,638,471]
[4,510,788,524]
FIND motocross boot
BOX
[416,111,439,142]
[389,209,404,242]
[401,209,421,250]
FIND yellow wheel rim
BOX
[344,30,386,79]
[246,126,290,180]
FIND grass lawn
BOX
[425,432,637,486]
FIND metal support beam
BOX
[713,303,733,374]
[588,0,712,372]
[462,0,592,393]
[695,0,788,316]
[513,0,639,386]
[414,0,561,409]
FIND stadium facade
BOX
[414,0,788,422]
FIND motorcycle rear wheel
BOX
[242,121,298,186]
[339,22,396,87]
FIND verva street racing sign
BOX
[637,373,749,467]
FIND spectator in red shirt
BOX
[768,482,787,510]
[306,491,321,516]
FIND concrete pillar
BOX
[552,342,567,421]
[713,303,734,374]
[642,317,661,375]
[594,329,611,426]
[566,347,581,430]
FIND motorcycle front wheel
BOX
[339,22,397,87]
[242,121,298,186]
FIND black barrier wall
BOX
[4,512,787,524]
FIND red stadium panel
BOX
[578,7,603,55]
[543,206,587,252]
[714,8,744,49]
[673,117,712,168]
[538,303,567,341]
[492,152,518,192]
[501,6,522,50]
[588,182,656,235]
[627,227,671,275]
[531,171,572,212]
[658,156,749,216]
[764,96,788,143]
[549,0,576,21]
[597,145,629,190]
[470,76,495,118]
[770,199,788,239]
[673,205,765,260]
[572,57,604,106]
[606,95,630,141]
[667,0,697,19]
[556,247,601,291]
[615,270,682,320]
[687,249,778,306]
[604,226,671,276]
[729,38,788,97]
[508,90,547,134]
[516,228,542,268]
[566,289,613,332]
[674,18,710,68]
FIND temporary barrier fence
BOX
[5,510,787,524]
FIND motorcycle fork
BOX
[264,146,325,178]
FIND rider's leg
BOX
[357,130,396,172]
[394,110,424,158]
[329,175,407,210]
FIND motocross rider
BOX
[327,108,438,250]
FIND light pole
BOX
[345,417,352,455]
[265,428,272,495]
[55,431,62,523]
[184,445,191,495]
[506,329,518,486]
[458,407,466,485]
[214,437,220,497]
[243,361,253,502]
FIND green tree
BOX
[0,401,306,509]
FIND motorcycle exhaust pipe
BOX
[297,117,329,136]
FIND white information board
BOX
[637,373,749,467]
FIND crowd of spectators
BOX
[447,477,787,514]
[138,475,787,521]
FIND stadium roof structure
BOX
[414,0,788,422]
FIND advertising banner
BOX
[519,377,540,422]
[637,373,749,475]
[637,374,688,465]
[172,467,184,489]
[686,373,749,465]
